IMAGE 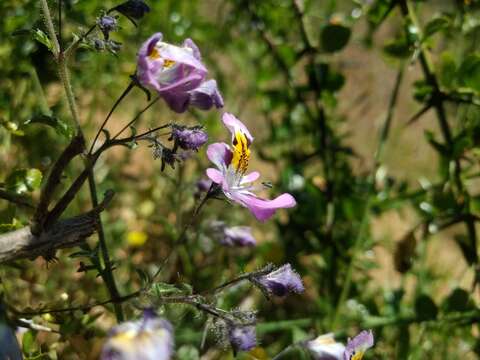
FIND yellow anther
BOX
[351,351,365,360]
[163,59,176,68]
[231,131,250,174]
[148,48,161,60]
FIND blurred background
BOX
[1,0,480,358]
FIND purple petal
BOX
[159,42,207,73]
[206,168,224,184]
[222,113,253,144]
[161,91,190,113]
[206,142,233,170]
[234,192,296,222]
[189,79,224,110]
[344,330,374,360]
[240,171,260,184]
[183,38,202,60]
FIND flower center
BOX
[231,131,250,175]
[148,48,176,69]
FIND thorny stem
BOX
[332,67,404,329]
[40,0,124,322]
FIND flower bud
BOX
[229,325,256,352]
[255,264,304,297]
[171,126,208,151]
[98,15,118,39]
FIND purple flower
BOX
[255,264,304,297]
[101,312,174,360]
[343,330,374,360]
[223,226,256,247]
[229,325,256,352]
[307,333,345,360]
[206,113,296,221]
[212,222,256,247]
[171,126,208,151]
[137,33,223,113]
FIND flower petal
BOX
[222,113,253,144]
[189,79,224,110]
[234,192,296,221]
[206,168,224,184]
[183,38,202,60]
[240,171,260,184]
[206,142,232,170]
[158,42,207,73]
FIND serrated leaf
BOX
[25,114,73,139]
[5,169,43,195]
[33,29,53,52]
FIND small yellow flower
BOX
[127,230,148,247]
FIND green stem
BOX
[87,172,124,321]
[40,0,124,322]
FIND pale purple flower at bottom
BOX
[255,264,304,297]
[100,311,174,360]
[229,325,256,352]
[306,333,345,360]
[344,330,374,360]
[306,330,374,360]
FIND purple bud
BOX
[98,15,118,36]
[256,264,304,297]
[343,330,374,360]
[229,325,256,352]
[113,0,150,20]
[172,127,208,151]
[222,226,256,247]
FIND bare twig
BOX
[0,190,114,263]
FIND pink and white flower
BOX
[206,113,296,221]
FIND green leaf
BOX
[33,29,53,52]
[458,54,480,93]
[5,169,43,195]
[424,16,451,39]
[383,37,411,59]
[414,294,438,320]
[22,330,37,355]
[320,24,351,53]
[25,114,73,139]
[441,288,471,313]
[151,282,183,297]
